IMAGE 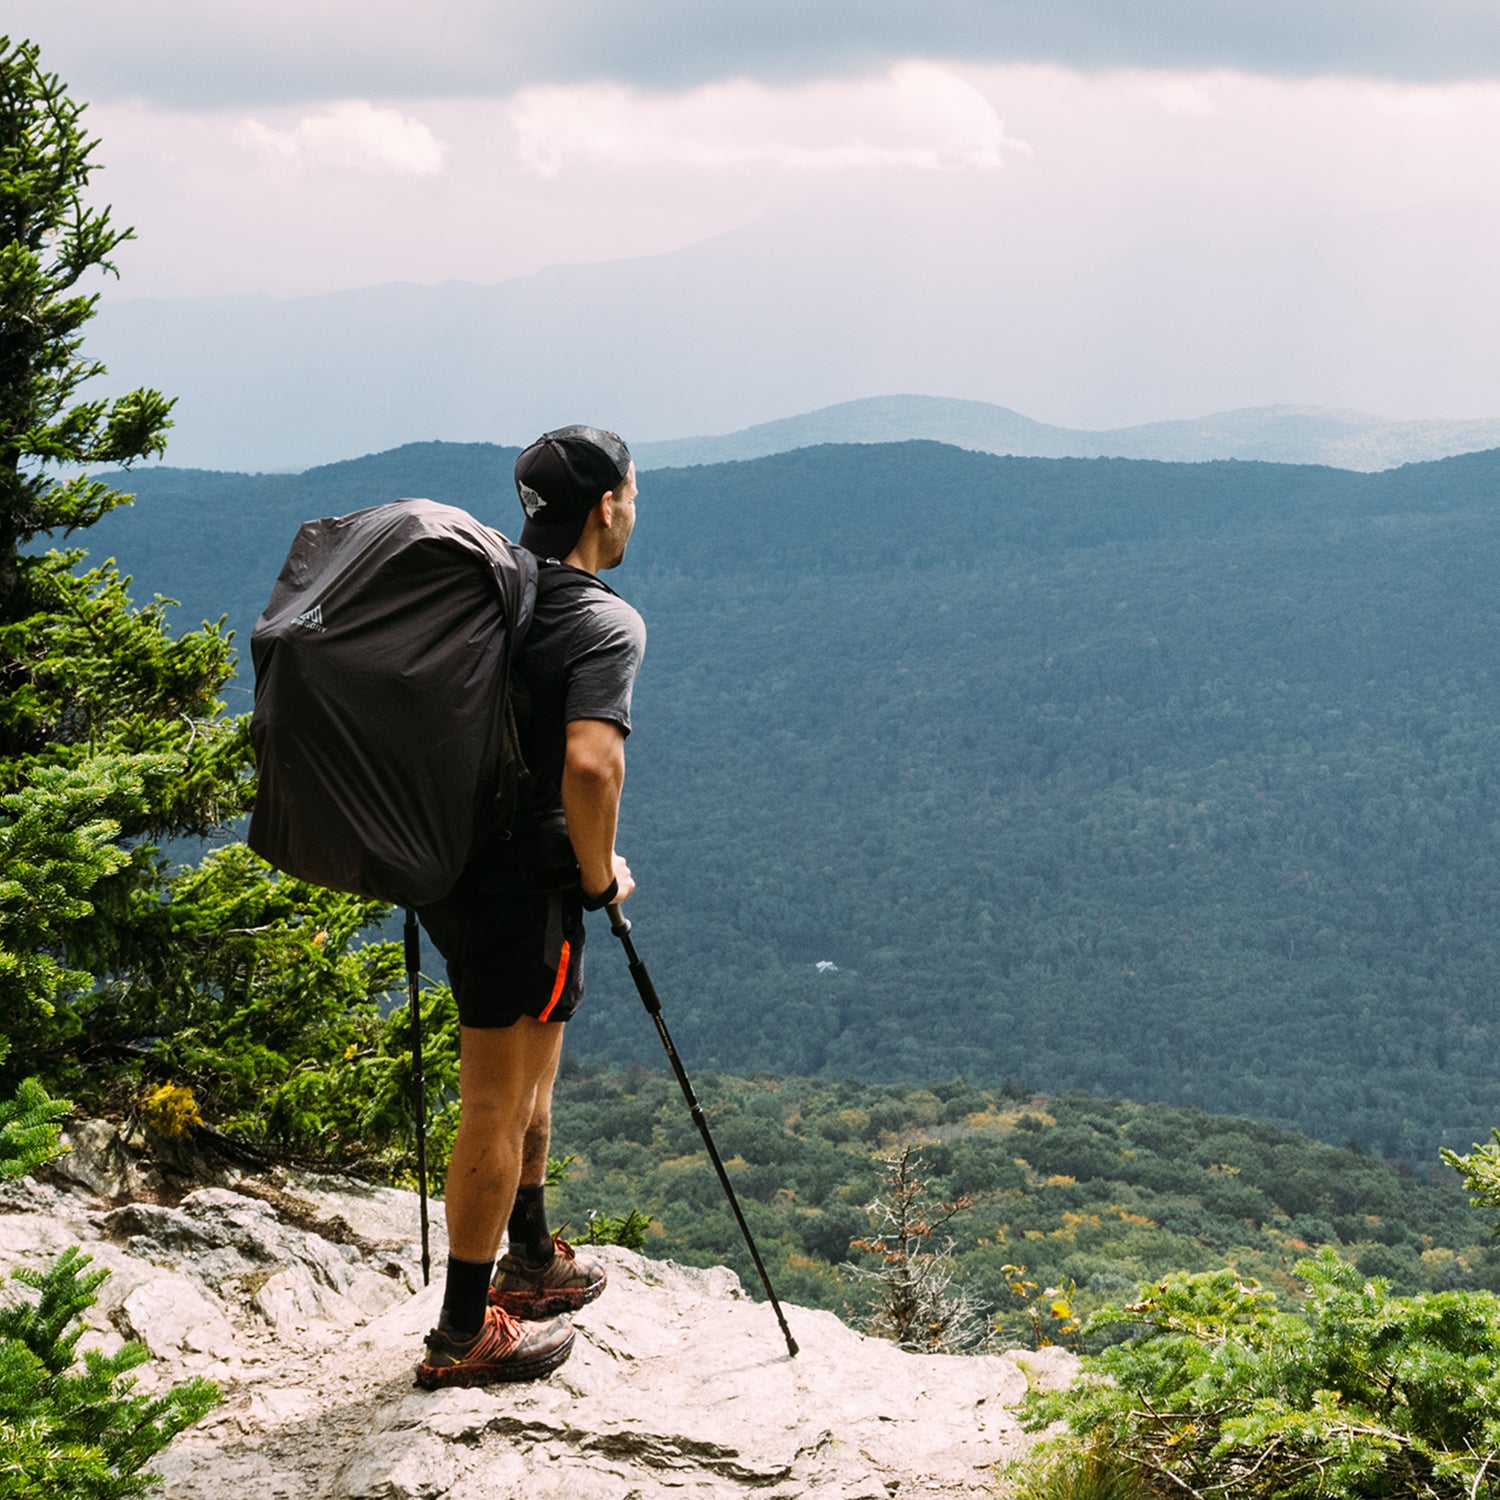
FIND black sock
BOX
[438,1254,493,1339]
[508,1184,554,1264]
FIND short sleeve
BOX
[563,595,646,734]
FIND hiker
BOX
[414,426,645,1388]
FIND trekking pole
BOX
[607,904,798,1358]
[404,908,432,1287]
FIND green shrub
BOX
[0,1247,220,1499]
[1443,1130,1500,1229]
[582,1208,653,1250]
[1008,1249,1500,1499]
[0,1045,71,1179]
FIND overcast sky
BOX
[10,2,1500,430]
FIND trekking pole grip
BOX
[607,902,631,936]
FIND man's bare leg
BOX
[489,1025,609,1314]
[521,1047,560,1185]
[505,1032,565,1263]
[444,1017,566,1264]
[418,1016,579,1386]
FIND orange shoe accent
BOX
[491,1233,608,1317]
[538,939,571,1022]
[416,1305,575,1388]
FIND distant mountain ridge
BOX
[88,198,1500,475]
[633,395,1500,473]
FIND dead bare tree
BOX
[852,1145,988,1354]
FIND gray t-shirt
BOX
[515,561,647,804]
[456,561,644,891]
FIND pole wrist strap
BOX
[581,877,619,911]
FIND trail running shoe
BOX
[415,1305,575,1389]
[490,1233,607,1319]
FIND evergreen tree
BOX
[0,34,250,1090]
[0,38,424,1167]
[0,36,175,606]
[0,1090,223,1498]
[0,1244,221,1498]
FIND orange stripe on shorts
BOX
[538,939,571,1022]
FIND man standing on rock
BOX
[414,426,645,1388]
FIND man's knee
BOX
[459,1089,531,1127]
[455,1019,561,1132]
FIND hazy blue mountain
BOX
[633,395,1500,472]
[86,197,1500,474]
[79,440,1500,1163]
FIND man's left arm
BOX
[562,717,634,905]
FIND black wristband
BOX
[580,877,619,911]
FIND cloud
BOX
[511,64,1024,177]
[14,0,1500,112]
[72,59,1500,443]
[235,101,448,175]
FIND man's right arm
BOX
[561,717,635,904]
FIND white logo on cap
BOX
[519,481,547,518]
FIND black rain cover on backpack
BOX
[248,498,538,907]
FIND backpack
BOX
[247,498,539,908]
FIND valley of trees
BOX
[85,439,1500,1162]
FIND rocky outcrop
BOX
[2,1122,1078,1498]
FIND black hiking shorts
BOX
[417,888,586,1029]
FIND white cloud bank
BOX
[79,61,1500,431]
[236,101,448,176]
[510,63,1026,176]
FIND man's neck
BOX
[563,538,602,575]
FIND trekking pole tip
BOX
[607,902,631,936]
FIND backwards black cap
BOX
[514,425,632,558]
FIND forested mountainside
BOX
[86,440,1500,1161]
[545,1066,1500,1332]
